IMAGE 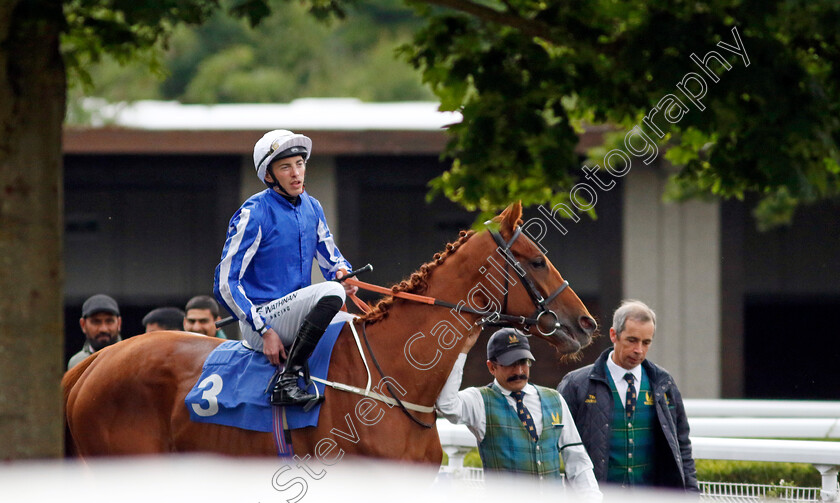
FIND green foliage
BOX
[61,0,225,89]
[403,0,840,228]
[696,459,821,487]
[61,0,840,228]
[464,448,482,468]
[64,0,432,106]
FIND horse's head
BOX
[486,202,597,355]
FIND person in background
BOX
[68,294,122,370]
[142,306,186,332]
[557,299,699,492]
[184,295,228,339]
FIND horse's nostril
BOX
[579,315,597,334]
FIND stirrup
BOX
[270,370,318,407]
[302,394,325,412]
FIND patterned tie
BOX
[510,390,538,442]
[624,372,637,419]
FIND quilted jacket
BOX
[558,348,699,492]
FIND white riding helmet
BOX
[253,129,312,185]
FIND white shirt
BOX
[436,354,602,500]
[605,350,643,410]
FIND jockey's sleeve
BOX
[312,199,352,280]
[214,206,267,333]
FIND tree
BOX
[1,0,67,459]
[65,0,432,106]
[67,0,840,227]
[401,0,840,226]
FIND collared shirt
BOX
[437,354,602,500]
[605,350,643,411]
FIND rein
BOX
[333,224,571,429]
[345,226,570,335]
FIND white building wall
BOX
[622,167,721,398]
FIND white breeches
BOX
[240,281,347,350]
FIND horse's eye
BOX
[531,257,547,269]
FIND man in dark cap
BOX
[436,328,601,499]
[68,294,122,370]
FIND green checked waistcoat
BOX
[478,384,565,478]
[606,369,655,485]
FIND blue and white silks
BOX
[213,189,351,334]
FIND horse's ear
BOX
[495,201,523,236]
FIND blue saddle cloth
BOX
[185,321,344,433]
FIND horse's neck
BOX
[361,244,489,408]
[361,314,475,409]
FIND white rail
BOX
[436,419,840,501]
[689,418,840,439]
[692,437,840,501]
[684,400,840,418]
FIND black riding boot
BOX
[270,295,343,406]
[270,321,322,406]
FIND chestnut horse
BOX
[63,202,597,462]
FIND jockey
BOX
[214,129,357,406]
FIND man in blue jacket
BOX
[557,300,699,492]
[214,129,356,407]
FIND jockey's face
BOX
[267,155,306,196]
[80,312,121,351]
[184,308,220,337]
[487,358,532,393]
[610,318,654,370]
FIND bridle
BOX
[486,226,569,336]
[342,224,571,429]
[347,225,570,336]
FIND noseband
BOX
[487,226,569,336]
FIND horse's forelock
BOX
[362,230,476,323]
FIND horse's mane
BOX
[360,229,476,324]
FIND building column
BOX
[622,167,721,398]
[305,156,338,283]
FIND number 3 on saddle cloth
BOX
[184,320,345,455]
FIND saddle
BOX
[185,321,345,433]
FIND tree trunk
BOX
[0,0,66,459]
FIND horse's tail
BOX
[61,352,102,457]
